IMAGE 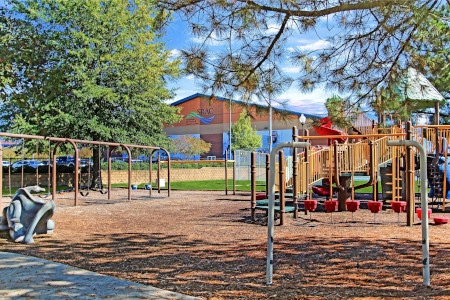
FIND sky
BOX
[163,14,338,117]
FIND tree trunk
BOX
[90,146,103,190]
[337,175,352,211]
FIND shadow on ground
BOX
[2,232,449,299]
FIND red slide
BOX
[313,117,347,145]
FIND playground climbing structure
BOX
[252,114,450,226]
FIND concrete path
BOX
[0,252,198,299]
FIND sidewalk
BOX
[0,252,198,299]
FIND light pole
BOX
[299,114,306,157]
[299,114,306,136]
[269,104,272,153]
[229,98,232,159]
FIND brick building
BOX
[163,93,326,159]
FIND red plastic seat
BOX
[255,193,279,200]
[324,200,338,212]
[304,200,318,212]
[416,208,432,220]
[346,200,360,212]
[391,201,407,213]
[312,186,331,197]
[367,201,382,213]
[434,217,449,225]
[256,193,267,200]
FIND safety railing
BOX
[353,113,374,135]
[336,140,370,174]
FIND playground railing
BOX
[294,147,330,195]
[353,113,374,135]
[336,140,370,174]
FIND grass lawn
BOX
[3,180,422,194]
[2,186,71,196]
[349,180,424,194]
[111,180,267,192]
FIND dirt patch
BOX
[1,189,449,299]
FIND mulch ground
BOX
[1,189,449,299]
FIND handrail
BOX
[333,142,345,191]
[295,133,406,140]
[160,159,233,164]
[387,140,429,286]
[353,140,375,190]
[267,141,310,285]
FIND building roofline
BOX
[170,93,322,119]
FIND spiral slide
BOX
[313,117,347,145]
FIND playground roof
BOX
[171,93,321,119]
[394,68,445,109]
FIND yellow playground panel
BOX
[251,117,450,226]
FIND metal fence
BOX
[234,150,268,181]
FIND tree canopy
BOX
[162,0,448,120]
[0,0,182,147]
[171,135,211,160]
[231,111,262,151]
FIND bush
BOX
[101,161,129,170]
[97,161,232,171]
[3,165,76,174]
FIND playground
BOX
[1,189,449,299]
[1,115,450,298]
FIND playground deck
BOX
[1,190,449,299]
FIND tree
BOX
[0,0,182,188]
[161,0,447,119]
[370,89,407,126]
[324,95,361,129]
[231,111,262,151]
[171,135,211,160]
[408,4,449,123]
[79,147,93,159]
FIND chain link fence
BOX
[234,150,267,182]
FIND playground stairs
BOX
[427,156,447,209]
[384,170,402,209]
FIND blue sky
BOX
[163,14,338,116]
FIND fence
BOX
[234,150,268,182]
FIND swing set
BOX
[0,132,170,211]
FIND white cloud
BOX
[185,74,195,80]
[266,24,281,34]
[297,40,330,51]
[286,47,295,53]
[170,49,181,58]
[189,32,225,46]
[281,67,301,74]
[273,84,335,115]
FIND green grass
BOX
[2,186,71,196]
[111,180,267,191]
[338,180,424,194]
[6,180,420,195]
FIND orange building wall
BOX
[169,95,299,128]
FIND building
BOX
[163,93,326,159]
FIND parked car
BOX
[2,161,10,167]
[55,156,75,166]
[56,156,93,168]
[111,157,125,163]
[79,159,94,168]
[41,160,53,166]
[11,160,44,168]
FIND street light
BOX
[299,114,306,136]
